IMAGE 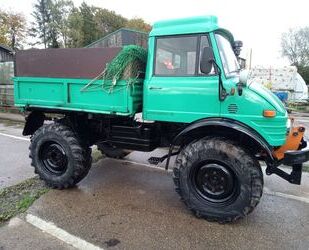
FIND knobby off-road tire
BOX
[29,122,92,189]
[173,137,263,223]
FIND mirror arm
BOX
[210,59,228,101]
[236,82,244,96]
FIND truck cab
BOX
[144,16,287,147]
[14,15,309,223]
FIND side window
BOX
[198,35,215,75]
[154,36,198,76]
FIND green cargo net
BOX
[82,45,147,93]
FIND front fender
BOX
[165,117,275,169]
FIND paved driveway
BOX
[0,121,33,188]
[26,158,309,249]
[0,118,308,249]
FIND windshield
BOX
[215,34,240,77]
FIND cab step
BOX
[148,156,167,165]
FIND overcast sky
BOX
[2,0,309,66]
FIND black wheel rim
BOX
[190,161,239,204]
[39,141,68,176]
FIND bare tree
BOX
[281,27,309,66]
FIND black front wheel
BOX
[30,122,92,189]
[191,161,239,205]
[173,137,263,223]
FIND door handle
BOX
[149,86,163,90]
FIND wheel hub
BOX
[193,163,237,203]
[40,142,68,175]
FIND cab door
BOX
[143,34,220,123]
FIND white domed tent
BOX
[248,66,308,102]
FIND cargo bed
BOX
[13,47,143,115]
[14,77,143,115]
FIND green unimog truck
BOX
[14,16,309,223]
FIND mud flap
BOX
[23,111,45,136]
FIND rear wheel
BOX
[30,123,92,189]
[173,137,263,223]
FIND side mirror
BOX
[200,47,214,74]
[237,70,249,96]
[233,40,243,57]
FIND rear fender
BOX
[23,111,45,136]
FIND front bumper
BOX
[283,146,309,165]
[266,125,308,185]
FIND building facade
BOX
[86,28,148,49]
[0,45,14,62]
[0,45,14,107]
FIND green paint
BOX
[150,16,219,37]
[144,16,287,146]
[14,15,288,147]
[14,77,143,116]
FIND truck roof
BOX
[150,15,219,37]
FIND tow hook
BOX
[266,164,302,185]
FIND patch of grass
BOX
[288,103,309,113]
[17,195,37,211]
[0,177,49,224]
